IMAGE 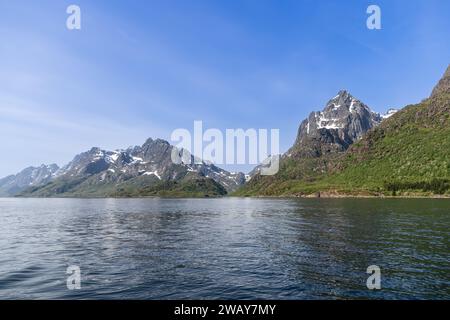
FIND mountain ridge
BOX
[0,164,59,197]
[236,64,450,197]
[2,138,245,198]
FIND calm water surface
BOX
[0,198,448,299]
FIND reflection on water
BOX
[0,198,448,299]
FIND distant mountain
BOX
[241,90,396,192]
[237,65,449,197]
[286,90,394,158]
[10,138,245,198]
[0,164,59,196]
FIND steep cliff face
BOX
[287,90,392,158]
[431,65,450,99]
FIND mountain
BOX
[431,65,450,98]
[286,90,392,158]
[14,138,245,198]
[237,90,395,195]
[237,65,450,197]
[317,65,450,196]
[0,164,59,196]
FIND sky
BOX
[0,0,449,177]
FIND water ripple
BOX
[0,198,448,299]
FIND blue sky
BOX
[0,0,449,177]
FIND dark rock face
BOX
[287,90,394,159]
[431,65,450,98]
[0,164,59,196]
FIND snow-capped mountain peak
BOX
[288,90,398,159]
[21,138,246,195]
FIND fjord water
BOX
[0,198,448,300]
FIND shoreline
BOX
[5,193,450,200]
[232,191,450,199]
[235,194,450,199]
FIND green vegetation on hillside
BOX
[20,175,227,198]
[319,93,450,196]
[112,176,227,197]
[235,68,450,197]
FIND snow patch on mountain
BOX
[3,138,246,196]
[143,171,161,180]
[283,90,401,161]
[381,108,398,119]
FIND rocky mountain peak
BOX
[87,147,103,155]
[143,137,154,145]
[324,90,353,111]
[430,64,450,98]
[288,91,385,158]
[323,90,371,115]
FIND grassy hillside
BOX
[233,156,332,196]
[20,174,227,198]
[235,67,450,197]
[320,90,450,196]
[111,176,227,197]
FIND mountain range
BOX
[0,138,245,197]
[1,65,449,198]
